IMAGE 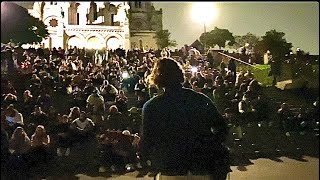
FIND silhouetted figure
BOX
[141,58,231,179]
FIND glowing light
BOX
[191,67,198,73]
[191,2,219,25]
[122,71,129,79]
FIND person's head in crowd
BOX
[204,73,211,80]
[148,58,184,89]
[203,83,209,89]
[161,48,168,58]
[314,97,319,107]
[48,106,57,115]
[196,72,204,79]
[122,130,131,136]
[238,82,247,92]
[226,81,235,89]
[118,90,126,97]
[69,106,80,120]
[138,78,145,84]
[246,84,253,92]
[132,133,141,146]
[5,104,17,117]
[34,125,47,137]
[7,81,14,88]
[60,114,69,124]
[102,80,109,87]
[86,79,93,86]
[242,93,249,102]
[109,105,119,114]
[92,87,100,95]
[4,93,17,102]
[226,70,232,77]
[244,70,254,80]
[192,81,201,92]
[31,74,40,80]
[79,111,87,122]
[34,105,42,115]
[279,103,289,112]
[224,108,233,119]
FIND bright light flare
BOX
[191,67,198,73]
[191,2,218,25]
[122,71,129,79]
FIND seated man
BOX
[70,111,95,144]
[52,115,72,157]
[27,105,48,136]
[238,93,257,125]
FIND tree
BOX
[254,29,292,58]
[1,2,49,44]
[233,32,260,50]
[190,39,204,51]
[153,29,177,49]
[199,27,235,49]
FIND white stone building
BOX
[22,1,163,51]
[29,1,130,50]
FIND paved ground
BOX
[229,156,319,180]
[57,156,318,180]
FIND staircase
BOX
[262,86,317,115]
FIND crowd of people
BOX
[1,44,319,178]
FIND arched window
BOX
[68,36,83,48]
[107,37,121,50]
[87,36,103,49]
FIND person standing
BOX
[140,58,230,179]
[228,58,237,83]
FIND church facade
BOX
[26,1,162,51]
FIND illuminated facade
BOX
[128,1,163,50]
[26,1,162,51]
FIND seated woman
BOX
[9,127,31,156]
[7,127,30,180]
[4,104,24,135]
[29,125,51,165]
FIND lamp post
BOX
[192,2,218,54]
[203,21,207,53]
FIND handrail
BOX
[218,52,261,69]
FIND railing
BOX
[217,52,261,69]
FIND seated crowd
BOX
[1,45,319,177]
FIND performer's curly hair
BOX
[148,58,184,88]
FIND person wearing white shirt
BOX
[71,111,95,144]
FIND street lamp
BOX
[192,2,218,53]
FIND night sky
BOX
[154,1,319,54]
[10,1,320,55]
